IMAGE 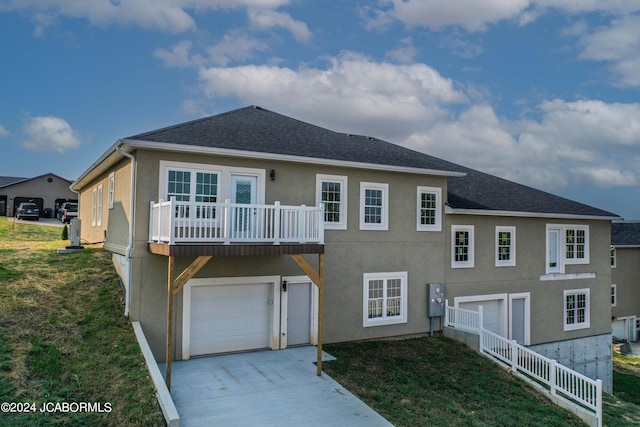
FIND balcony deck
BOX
[148,199,325,257]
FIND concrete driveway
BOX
[165,347,393,427]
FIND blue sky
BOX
[1,1,639,219]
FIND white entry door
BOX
[230,175,257,238]
[280,276,318,349]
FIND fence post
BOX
[168,197,175,245]
[596,379,602,427]
[224,199,231,245]
[299,204,306,243]
[318,203,325,244]
[549,359,557,395]
[444,299,449,328]
[510,340,518,372]
[149,201,155,242]
[478,305,484,353]
[273,201,281,245]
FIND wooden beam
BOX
[165,255,175,391]
[289,254,321,288]
[173,256,213,295]
[316,253,324,376]
[289,254,325,376]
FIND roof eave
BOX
[120,138,466,178]
[445,205,621,221]
[70,140,133,191]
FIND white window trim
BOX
[362,271,408,327]
[108,172,115,209]
[495,226,516,267]
[416,186,442,232]
[563,288,590,331]
[316,174,348,230]
[359,182,389,231]
[545,224,590,275]
[611,247,616,268]
[451,225,475,268]
[611,284,617,307]
[91,188,97,226]
[159,160,265,204]
[96,184,103,227]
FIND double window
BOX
[546,225,589,274]
[92,185,103,226]
[451,225,474,268]
[564,289,590,331]
[416,186,441,231]
[360,182,388,230]
[363,272,408,327]
[316,174,347,230]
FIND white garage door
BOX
[459,300,502,336]
[190,283,271,356]
[612,319,628,341]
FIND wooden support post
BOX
[165,255,175,391]
[316,253,324,376]
[289,254,324,376]
[165,255,212,392]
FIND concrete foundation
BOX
[529,333,612,393]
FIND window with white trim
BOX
[611,247,616,268]
[495,226,516,267]
[363,272,408,327]
[564,289,590,331]
[96,185,103,226]
[91,187,97,226]
[452,225,474,268]
[360,182,388,230]
[167,168,219,219]
[417,186,441,231]
[546,225,590,274]
[611,284,617,307]
[108,173,115,209]
[316,174,347,230]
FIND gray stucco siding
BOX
[611,247,640,319]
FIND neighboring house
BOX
[611,221,640,342]
[70,106,618,392]
[0,173,77,218]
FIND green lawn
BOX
[0,219,164,426]
[324,336,640,426]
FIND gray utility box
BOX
[428,283,445,317]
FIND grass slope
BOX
[324,337,640,427]
[0,219,164,426]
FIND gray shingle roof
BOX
[612,222,640,246]
[128,106,618,219]
[0,176,27,188]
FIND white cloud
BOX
[576,14,640,87]
[206,31,270,66]
[366,0,640,33]
[0,125,9,137]
[248,8,312,42]
[20,116,83,153]
[373,0,530,32]
[197,52,467,140]
[154,40,200,68]
[386,37,418,64]
[2,0,293,34]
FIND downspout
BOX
[116,142,136,317]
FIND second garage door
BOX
[190,283,272,356]
[459,299,503,336]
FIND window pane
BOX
[322,181,341,223]
[420,192,436,225]
[455,231,469,262]
[364,189,382,224]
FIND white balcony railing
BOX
[149,198,324,245]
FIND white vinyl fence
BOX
[445,301,602,427]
